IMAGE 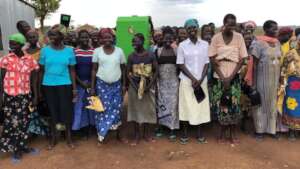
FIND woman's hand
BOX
[90,88,96,96]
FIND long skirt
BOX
[179,78,211,125]
[157,64,179,130]
[282,76,300,130]
[72,81,95,130]
[211,76,242,126]
[0,94,31,153]
[43,85,74,128]
[95,78,122,142]
[127,85,156,124]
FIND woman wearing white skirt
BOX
[177,19,211,144]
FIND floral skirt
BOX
[95,78,122,142]
[283,76,300,130]
[210,76,242,125]
[0,94,31,153]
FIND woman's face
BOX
[243,33,253,48]
[78,32,90,46]
[9,40,22,53]
[153,33,163,46]
[102,33,114,47]
[265,23,278,38]
[132,36,144,50]
[163,34,174,47]
[224,18,236,34]
[91,32,99,44]
[178,29,188,42]
[187,26,198,39]
[202,27,213,44]
[26,31,39,45]
[19,22,31,35]
[48,30,63,45]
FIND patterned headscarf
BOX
[9,33,26,45]
[278,27,293,36]
[244,21,257,29]
[98,28,114,38]
[184,19,199,28]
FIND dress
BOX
[127,52,157,124]
[280,49,300,130]
[156,47,179,130]
[209,32,248,125]
[251,40,281,134]
[72,48,95,130]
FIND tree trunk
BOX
[40,16,45,33]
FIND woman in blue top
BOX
[90,28,127,144]
[39,25,77,150]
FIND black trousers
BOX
[43,85,74,128]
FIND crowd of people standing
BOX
[0,13,300,163]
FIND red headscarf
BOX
[278,27,293,36]
[98,28,114,38]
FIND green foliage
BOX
[26,0,61,30]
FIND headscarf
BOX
[184,19,199,28]
[50,24,67,36]
[278,27,293,36]
[9,33,26,45]
[98,28,114,38]
[257,35,279,44]
[243,21,257,29]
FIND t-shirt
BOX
[208,32,248,78]
[39,45,76,86]
[75,48,94,81]
[92,46,126,83]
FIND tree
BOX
[28,0,61,31]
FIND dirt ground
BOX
[1,123,300,169]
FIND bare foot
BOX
[144,137,156,143]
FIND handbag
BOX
[242,83,261,106]
[194,86,206,103]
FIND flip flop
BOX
[197,137,208,144]
[11,156,21,165]
[180,137,189,145]
[169,135,177,142]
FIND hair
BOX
[223,14,236,25]
[295,28,300,37]
[162,26,174,37]
[134,33,145,43]
[16,20,27,30]
[78,29,90,38]
[263,20,277,32]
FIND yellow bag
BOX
[86,96,105,112]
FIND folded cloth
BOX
[86,96,105,112]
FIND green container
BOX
[116,16,153,61]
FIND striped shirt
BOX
[75,48,94,81]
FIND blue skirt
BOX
[95,78,122,142]
[72,81,95,130]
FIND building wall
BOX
[0,0,35,55]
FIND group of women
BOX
[1,13,300,162]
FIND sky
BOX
[43,0,300,28]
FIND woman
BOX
[150,30,163,53]
[40,25,77,149]
[279,34,300,141]
[0,33,39,162]
[209,14,248,144]
[251,20,281,140]
[90,30,100,48]
[156,26,179,141]
[25,29,48,136]
[177,19,211,144]
[72,30,95,137]
[127,33,158,145]
[91,28,126,144]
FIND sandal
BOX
[197,137,208,144]
[169,135,177,142]
[180,137,189,145]
[11,152,21,165]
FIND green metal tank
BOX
[116,16,153,61]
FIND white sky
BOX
[43,0,300,28]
